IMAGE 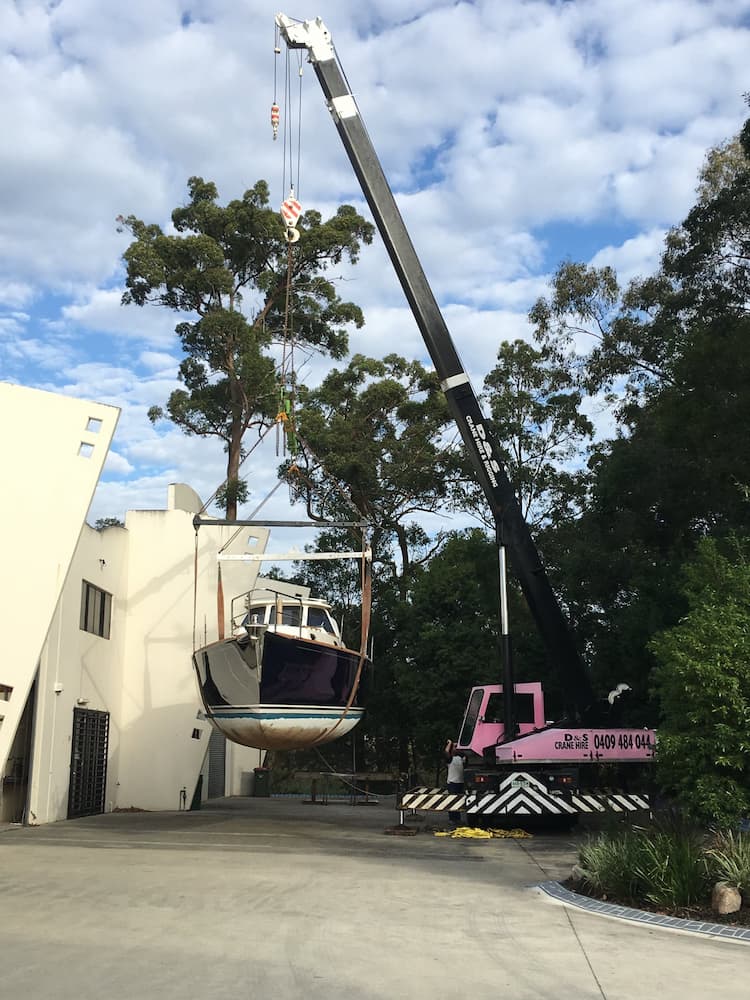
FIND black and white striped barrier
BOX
[400,772,650,820]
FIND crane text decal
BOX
[465,415,501,488]
[554,732,590,751]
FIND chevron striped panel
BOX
[399,774,650,816]
[400,787,466,811]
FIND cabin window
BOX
[307,607,335,633]
[80,580,112,639]
[269,604,302,627]
[485,692,536,725]
[245,606,268,626]
[458,688,484,746]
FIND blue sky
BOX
[1,0,749,530]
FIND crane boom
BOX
[276,14,595,721]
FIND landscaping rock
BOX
[711,882,742,915]
[571,864,585,883]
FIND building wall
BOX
[0,383,118,817]
[27,484,270,824]
[28,522,129,823]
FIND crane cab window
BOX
[458,689,484,746]
[485,693,536,725]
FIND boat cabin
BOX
[236,597,342,648]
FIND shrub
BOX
[577,819,710,910]
[650,538,750,828]
[577,829,650,904]
[706,830,750,897]
[633,824,709,909]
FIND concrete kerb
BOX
[539,879,750,944]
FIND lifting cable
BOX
[274,31,305,461]
[196,30,370,708]
[272,36,373,733]
[191,421,278,652]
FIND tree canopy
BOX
[651,537,750,827]
[120,176,373,516]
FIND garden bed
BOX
[568,822,750,927]
[564,877,750,928]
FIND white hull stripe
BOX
[212,708,364,721]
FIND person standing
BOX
[445,740,465,827]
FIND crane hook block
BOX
[271,103,280,140]
[281,194,302,229]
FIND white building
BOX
[1,383,273,825]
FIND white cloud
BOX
[104,450,135,476]
[61,289,179,348]
[2,0,749,524]
[590,228,667,286]
[139,350,181,372]
[0,282,34,309]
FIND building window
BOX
[80,580,112,639]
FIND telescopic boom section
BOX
[276,14,595,721]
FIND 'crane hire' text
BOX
[465,416,500,487]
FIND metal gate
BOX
[67,708,109,819]
[207,728,226,799]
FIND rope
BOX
[216,470,289,556]
[309,535,372,746]
[312,745,385,800]
[216,561,225,641]
[292,431,365,522]
[434,827,533,839]
[192,529,199,653]
[277,238,296,458]
[196,421,277,519]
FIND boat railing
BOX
[231,585,307,641]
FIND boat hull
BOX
[192,630,369,751]
[208,704,365,750]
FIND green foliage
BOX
[214,478,249,511]
[696,135,748,204]
[706,831,750,894]
[120,176,373,517]
[651,538,750,827]
[292,353,452,577]
[455,339,593,531]
[528,112,750,709]
[577,821,709,910]
[633,824,709,909]
[577,829,652,903]
[94,517,124,530]
[395,530,504,754]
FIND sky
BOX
[2,0,749,540]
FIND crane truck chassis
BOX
[276,13,656,819]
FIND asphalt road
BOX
[1,796,746,999]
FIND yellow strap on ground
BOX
[434,827,533,839]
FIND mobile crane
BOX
[277,14,655,819]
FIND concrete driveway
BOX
[1,796,746,999]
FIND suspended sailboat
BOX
[193,583,370,750]
[191,134,373,749]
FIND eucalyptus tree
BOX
[119,176,373,517]
[289,352,454,591]
[451,338,593,535]
[528,112,750,705]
